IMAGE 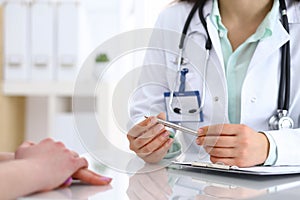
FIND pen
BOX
[144,116,198,136]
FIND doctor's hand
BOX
[196,124,269,167]
[127,113,174,163]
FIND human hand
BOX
[126,167,172,200]
[15,138,111,192]
[72,168,112,185]
[196,124,269,167]
[56,150,112,186]
[0,152,15,161]
[127,113,173,163]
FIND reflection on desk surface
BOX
[167,168,300,200]
[21,184,112,200]
[20,156,300,200]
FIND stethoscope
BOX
[169,0,293,130]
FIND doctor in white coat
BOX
[127,0,300,167]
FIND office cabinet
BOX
[2,0,172,151]
[0,5,25,151]
[56,0,79,81]
[30,0,55,80]
[3,0,29,80]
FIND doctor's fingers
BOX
[199,124,243,136]
[138,138,173,162]
[136,131,171,157]
[156,112,167,120]
[209,156,243,167]
[130,124,167,150]
[204,146,236,158]
[196,136,237,148]
[128,117,158,138]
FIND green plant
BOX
[95,53,109,63]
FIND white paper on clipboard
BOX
[171,161,300,176]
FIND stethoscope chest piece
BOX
[269,110,294,130]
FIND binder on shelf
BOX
[30,0,55,81]
[56,0,79,81]
[4,0,30,81]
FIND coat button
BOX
[251,97,257,103]
[214,96,219,102]
[219,31,225,38]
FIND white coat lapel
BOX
[206,17,224,74]
[187,0,225,76]
[248,20,290,72]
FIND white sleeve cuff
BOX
[260,131,277,165]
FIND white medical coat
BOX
[129,0,300,165]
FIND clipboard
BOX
[171,161,300,176]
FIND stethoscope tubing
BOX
[278,0,291,112]
[172,0,291,123]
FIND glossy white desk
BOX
[21,156,300,200]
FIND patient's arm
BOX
[0,152,14,161]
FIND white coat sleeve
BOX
[265,129,300,165]
[128,3,190,128]
[260,132,277,165]
[128,14,171,128]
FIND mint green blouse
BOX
[210,0,279,124]
[209,0,279,165]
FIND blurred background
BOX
[0,0,172,153]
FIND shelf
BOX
[2,80,103,97]
[2,81,75,96]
